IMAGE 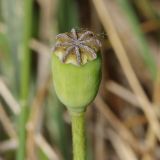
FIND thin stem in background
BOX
[107,129,138,160]
[0,104,17,139]
[26,77,50,160]
[35,133,60,160]
[16,0,33,159]
[94,96,147,155]
[116,0,157,80]
[0,79,20,114]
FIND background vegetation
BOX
[0,0,160,159]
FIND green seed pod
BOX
[52,28,102,112]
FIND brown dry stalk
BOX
[106,81,160,119]
[26,78,50,160]
[0,135,59,160]
[94,114,106,160]
[142,72,160,160]
[94,96,148,155]
[106,81,139,106]
[106,80,156,159]
[107,129,138,160]
[26,0,56,157]
[35,134,60,160]
[0,104,17,139]
[0,80,20,114]
[0,139,17,153]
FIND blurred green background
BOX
[0,0,160,159]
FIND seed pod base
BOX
[52,52,101,112]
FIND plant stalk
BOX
[71,112,86,160]
[16,0,33,159]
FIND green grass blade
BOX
[16,0,33,159]
[1,0,24,94]
[116,0,157,80]
[57,0,79,32]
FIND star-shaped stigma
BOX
[52,28,101,65]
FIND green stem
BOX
[16,0,33,159]
[71,112,86,160]
[17,105,28,160]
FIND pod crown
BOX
[52,28,101,66]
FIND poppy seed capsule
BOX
[52,29,102,112]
